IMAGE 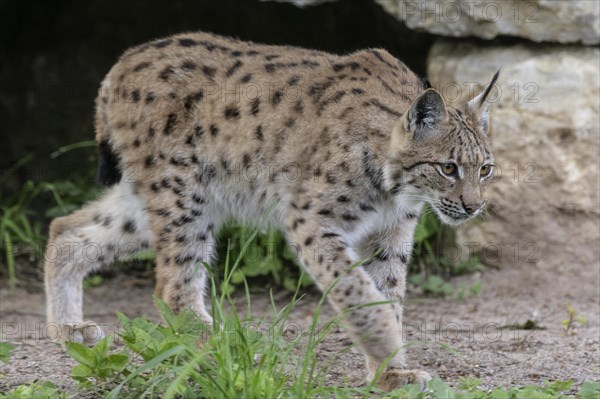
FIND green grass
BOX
[215,224,313,293]
[0,180,60,289]
[0,381,68,399]
[0,341,16,363]
[0,145,101,290]
[0,178,102,290]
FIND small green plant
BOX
[579,381,600,399]
[66,336,130,389]
[562,303,588,334]
[436,378,580,399]
[0,341,16,363]
[410,274,454,297]
[412,208,454,272]
[0,343,66,398]
[43,179,101,219]
[409,208,484,297]
[409,272,482,300]
[216,224,312,293]
[83,274,104,289]
[456,280,482,300]
[0,381,67,399]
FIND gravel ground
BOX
[1,258,598,396]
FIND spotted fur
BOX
[44,31,498,390]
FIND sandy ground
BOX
[1,258,599,396]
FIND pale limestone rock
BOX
[261,0,336,7]
[377,0,600,45]
[427,41,600,268]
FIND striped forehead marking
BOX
[448,109,487,166]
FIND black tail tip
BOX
[97,140,122,185]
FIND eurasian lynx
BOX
[44,31,498,390]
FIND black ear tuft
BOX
[477,69,500,109]
[97,140,122,186]
[422,78,432,89]
[467,70,500,135]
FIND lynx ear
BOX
[467,69,500,135]
[406,88,448,141]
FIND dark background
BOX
[0,0,434,187]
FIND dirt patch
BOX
[1,259,598,395]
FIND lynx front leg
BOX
[285,221,407,373]
[359,226,431,390]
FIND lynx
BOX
[44,31,498,390]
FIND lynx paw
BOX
[48,321,105,345]
[376,369,431,392]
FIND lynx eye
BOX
[441,163,458,176]
[480,164,493,178]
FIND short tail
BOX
[97,140,121,185]
[95,78,122,186]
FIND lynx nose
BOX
[463,202,483,215]
[460,195,483,215]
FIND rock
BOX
[427,41,600,268]
[377,0,600,45]
[261,0,336,7]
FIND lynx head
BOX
[387,71,500,226]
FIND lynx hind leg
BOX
[44,182,153,344]
[150,198,218,325]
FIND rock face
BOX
[377,0,600,45]
[427,41,600,268]
[262,0,335,7]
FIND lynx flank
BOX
[44,31,498,390]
